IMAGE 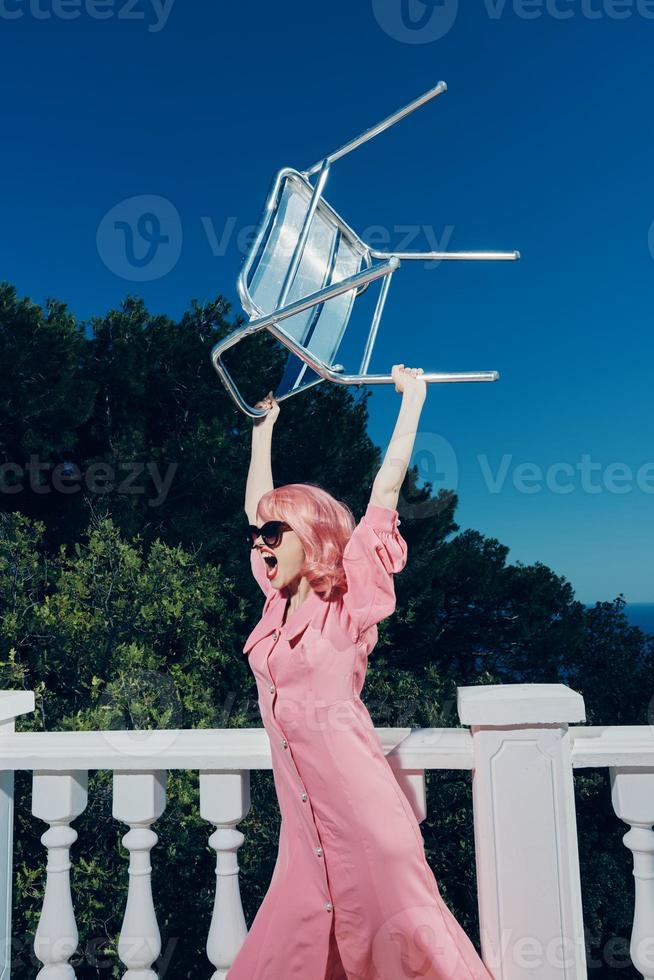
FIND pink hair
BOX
[256,483,356,601]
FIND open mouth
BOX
[262,553,278,578]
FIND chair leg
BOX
[359,271,394,375]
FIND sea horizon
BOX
[585,602,654,635]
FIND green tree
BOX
[1,285,651,978]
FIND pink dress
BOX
[227,503,493,980]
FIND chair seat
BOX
[212,82,518,416]
[243,170,365,398]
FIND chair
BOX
[211,81,520,418]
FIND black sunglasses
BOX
[247,520,293,550]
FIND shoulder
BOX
[322,591,362,645]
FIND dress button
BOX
[315,846,323,857]
[272,629,279,640]
[301,792,307,802]
[269,683,275,693]
[281,738,288,748]
[324,901,333,912]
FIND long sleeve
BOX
[341,503,408,636]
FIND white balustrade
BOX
[611,767,654,979]
[200,772,250,980]
[458,683,588,980]
[113,771,166,980]
[0,688,653,980]
[32,771,88,979]
[0,692,36,980]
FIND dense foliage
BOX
[0,282,651,978]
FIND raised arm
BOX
[244,390,279,525]
[370,364,427,512]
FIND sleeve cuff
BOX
[364,502,401,531]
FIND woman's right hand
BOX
[253,390,280,428]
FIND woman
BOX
[228,365,493,980]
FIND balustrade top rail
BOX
[1,724,654,771]
[1,685,653,979]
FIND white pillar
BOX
[32,770,89,979]
[458,683,587,980]
[610,768,654,979]
[200,771,250,980]
[0,690,36,980]
[113,770,166,980]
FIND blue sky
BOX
[1,1,653,602]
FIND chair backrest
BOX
[243,170,366,397]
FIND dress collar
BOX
[279,586,324,641]
[242,585,325,655]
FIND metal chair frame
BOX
[211,81,520,418]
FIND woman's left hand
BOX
[391,364,426,399]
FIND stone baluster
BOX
[611,768,654,979]
[0,690,35,979]
[458,683,588,979]
[113,771,166,980]
[201,771,250,980]
[32,770,88,979]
